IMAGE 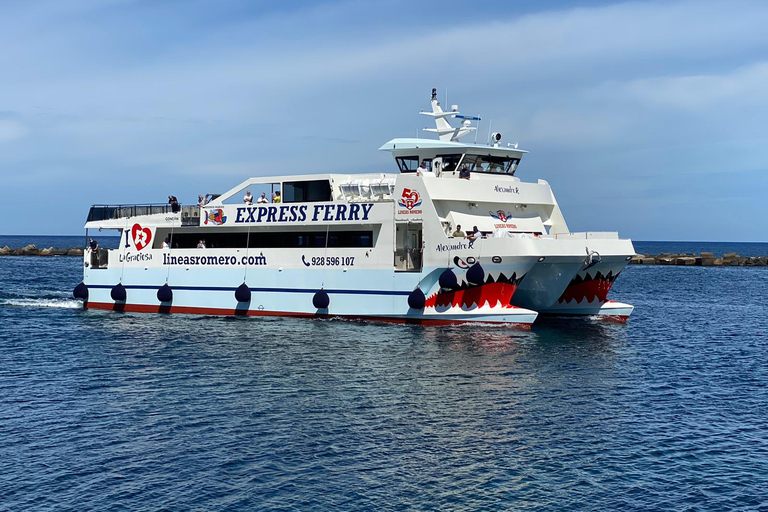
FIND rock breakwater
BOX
[631,252,768,266]
[0,245,84,257]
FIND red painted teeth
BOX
[557,271,620,304]
[425,272,525,309]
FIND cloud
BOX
[0,119,28,141]
[0,0,767,238]
[614,61,768,110]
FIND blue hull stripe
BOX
[87,284,412,296]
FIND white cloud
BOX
[614,61,768,110]
[1,0,768,238]
[0,119,28,141]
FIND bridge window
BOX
[283,180,332,202]
[437,154,462,173]
[396,156,420,173]
[463,155,521,175]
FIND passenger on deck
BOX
[243,190,254,205]
[197,240,206,249]
[197,194,207,207]
[257,192,269,204]
[452,225,465,238]
[168,195,180,212]
[272,191,282,203]
[467,226,480,247]
[162,237,170,249]
[88,238,99,267]
[416,161,428,176]
[459,165,471,180]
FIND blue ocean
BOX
[1,236,767,510]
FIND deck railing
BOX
[87,204,200,226]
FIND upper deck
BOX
[83,89,562,233]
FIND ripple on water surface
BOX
[0,260,767,510]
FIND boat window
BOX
[437,154,462,173]
[283,180,332,202]
[162,230,374,249]
[467,155,521,175]
[461,155,479,170]
[396,156,420,173]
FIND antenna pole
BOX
[487,119,493,145]
[474,119,480,144]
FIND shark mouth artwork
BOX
[425,272,526,311]
[557,270,621,304]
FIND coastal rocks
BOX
[630,255,656,264]
[17,244,39,256]
[629,252,768,266]
[0,245,85,257]
[697,252,715,266]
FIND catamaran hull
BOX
[505,236,635,318]
[538,256,634,319]
[80,258,539,325]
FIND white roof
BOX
[379,138,527,156]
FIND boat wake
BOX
[0,297,82,309]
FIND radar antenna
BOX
[420,87,481,142]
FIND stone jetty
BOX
[630,252,768,266]
[0,245,84,257]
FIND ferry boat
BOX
[74,89,634,325]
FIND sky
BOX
[1,0,767,240]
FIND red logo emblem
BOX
[490,210,510,222]
[398,188,422,210]
[131,223,152,251]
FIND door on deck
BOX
[395,222,423,272]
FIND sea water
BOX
[1,238,767,510]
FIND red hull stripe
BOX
[83,301,532,328]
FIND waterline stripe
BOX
[86,284,412,296]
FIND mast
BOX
[420,87,480,142]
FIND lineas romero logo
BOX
[397,188,423,214]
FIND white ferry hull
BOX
[508,237,634,319]
[509,258,587,310]
[81,256,539,326]
[536,256,634,320]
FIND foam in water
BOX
[1,298,82,309]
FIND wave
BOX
[0,297,82,309]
